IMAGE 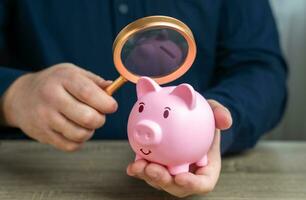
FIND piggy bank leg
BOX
[168,164,189,175]
[135,154,143,161]
[196,154,208,167]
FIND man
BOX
[0,0,287,197]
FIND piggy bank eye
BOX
[163,110,169,118]
[163,107,171,118]
[138,104,144,113]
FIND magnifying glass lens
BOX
[106,16,196,96]
[121,28,188,77]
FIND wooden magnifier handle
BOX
[105,76,128,95]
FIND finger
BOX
[195,130,221,185]
[174,173,215,195]
[144,164,190,197]
[100,80,113,88]
[144,163,173,188]
[83,70,113,88]
[174,131,221,195]
[143,163,173,190]
[48,111,95,143]
[127,159,148,179]
[83,70,105,85]
[127,160,162,190]
[207,130,221,161]
[207,99,232,130]
[56,88,106,129]
[131,162,194,197]
[197,130,221,175]
[45,129,82,152]
[63,73,117,114]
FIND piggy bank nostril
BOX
[145,132,150,140]
[137,131,152,141]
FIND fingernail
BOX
[105,80,113,84]
[127,167,135,176]
[99,79,111,84]
[128,172,135,176]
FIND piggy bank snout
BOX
[133,120,162,146]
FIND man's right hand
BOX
[1,63,118,151]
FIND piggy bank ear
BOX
[170,84,196,110]
[136,77,160,99]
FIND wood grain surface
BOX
[0,141,305,200]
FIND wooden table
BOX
[0,141,305,200]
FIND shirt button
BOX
[118,3,129,14]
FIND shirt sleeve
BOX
[0,67,27,95]
[204,0,288,154]
[0,0,28,97]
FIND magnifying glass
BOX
[105,16,197,95]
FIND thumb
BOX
[208,129,221,159]
[196,129,221,176]
[207,99,232,131]
[83,70,113,89]
[99,80,113,89]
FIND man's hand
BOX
[126,100,232,197]
[1,63,117,152]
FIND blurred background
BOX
[265,0,306,140]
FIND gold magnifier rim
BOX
[112,15,197,85]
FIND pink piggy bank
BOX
[127,77,215,175]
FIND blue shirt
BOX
[0,0,287,154]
